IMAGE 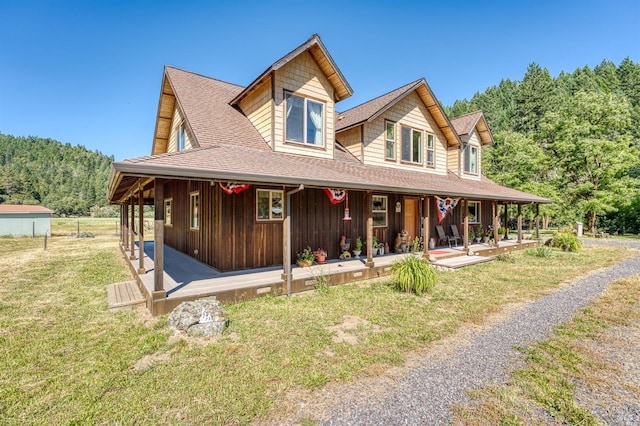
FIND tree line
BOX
[0,134,115,216]
[446,57,640,234]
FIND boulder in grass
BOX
[168,299,228,336]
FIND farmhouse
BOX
[108,34,550,314]
[0,204,53,237]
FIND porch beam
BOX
[153,178,165,293]
[365,191,374,268]
[492,201,500,247]
[422,196,430,258]
[129,197,136,260]
[138,190,145,274]
[517,204,523,243]
[463,199,469,251]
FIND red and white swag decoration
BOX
[435,196,460,223]
[219,182,250,195]
[323,188,347,204]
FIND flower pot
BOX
[296,260,313,267]
[353,250,361,258]
[315,255,326,264]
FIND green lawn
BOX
[0,218,635,424]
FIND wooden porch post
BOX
[365,191,374,268]
[535,204,540,240]
[463,199,469,251]
[123,202,129,250]
[153,178,165,294]
[503,203,509,240]
[129,197,136,260]
[517,204,522,243]
[422,196,430,258]
[281,187,290,282]
[138,189,145,274]
[492,201,500,247]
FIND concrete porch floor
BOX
[121,238,539,315]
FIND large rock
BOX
[168,299,228,336]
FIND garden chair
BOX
[450,225,462,247]
[436,224,458,248]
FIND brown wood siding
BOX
[430,198,495,241]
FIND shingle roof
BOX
[335,80,421,131]
[450,110,494,145]
[0,205,54,214]
[165,66,270,151]
[113,145,550,203]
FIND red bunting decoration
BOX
[219,182,250,195]
[435,196,460,223]
[323,188,347,204]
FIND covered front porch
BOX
[118,238,539,315]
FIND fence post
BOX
[44,235,47,250]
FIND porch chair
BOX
[450,225,462,246]
[436,225,459,248]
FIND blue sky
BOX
[1,0,638,161]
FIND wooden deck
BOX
[120,238,539,315]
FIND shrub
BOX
[496,252,516,263]
[548,232,582,252]
[390,255,437,295]
[528,246,554,258]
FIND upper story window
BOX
[285,93,324,146]
[257,189,283,221]
[401,126,422,164]
[464,144,478,174]
[190,192,199,230]
[372,195,387,227]
[177,123,186,151]
[426,134,435,167]
[385,121,396,160]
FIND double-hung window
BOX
[401,126,422,164]
[426,134,435,167]
[385,121,396,160]
[190,192,199,230]
[464,144,478,174]
[257,189,283,221]
[372,195,387,227]
[468,201,480,224]
[285,93,324,146]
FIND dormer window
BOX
[385,121,396,160]
[426,133,435,167]
[401,126,422,164]
[464,144,478,174]
[285,92,324,146]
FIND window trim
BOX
[400,125,423,165]
[372,195,388,228]
[256,189,284,222]
[177,123,186,151]
[284,92,325,147]
[385,120,396,160]
[189,191,199,230]
[468,201,481,224]
[426,133,435,167]
[463,144,479,175]
[164,198,173,227]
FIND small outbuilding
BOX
[0,205,54,237]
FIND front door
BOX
[403,198,419,243]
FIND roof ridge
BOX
[450,110,484,120]
[165,65,246,89]
[337,78,423,115]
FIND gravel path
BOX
[322,240,640,425]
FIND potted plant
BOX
[313,248,327,264]
[296,245,315,267]
[353,236,363,257]
[372,236,379,256]
[475,226,483,243]
[468,227,476,243]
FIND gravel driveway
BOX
[321,239,640,425]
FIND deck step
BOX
[431,255,495,270]
[107,281,146,309]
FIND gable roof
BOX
[335,78,461,146]
[230,34,353,106]
[151,67,271,155]
[450,110,494,145]
[0,205,54,214]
